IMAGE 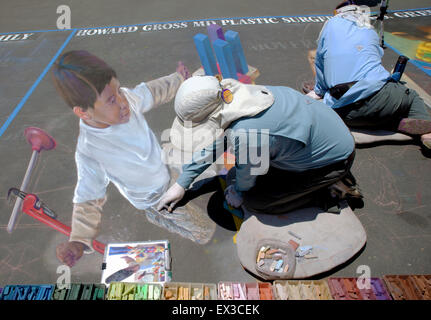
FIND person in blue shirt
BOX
[156,76,361,215]
[309,0,431,149]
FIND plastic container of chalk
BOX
[383,275,428,300]
[328,278,365,300]
[106,282,163,300]
[218,282,248,300]
[357,278,392,300]
[245,282,260,300]
[273,280,332,300]
[258,282,274,300]
[163,282,217,300]
[408,275,431,300]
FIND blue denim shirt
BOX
[314,15,391,109]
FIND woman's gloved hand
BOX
[156,182,186,212]
[224,185,244,208]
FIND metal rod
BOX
[7,150,39,233]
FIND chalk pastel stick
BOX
[143,284,148,300]
[194,33,218,76]
[204,286,210,300]
[153,285,161,300]
[238,284,247,300]
[16,286,29,300]
[213,39,238,79]
[224,30,249,74]
[79,284,92,300]
[233,283,239,299]
[270,260,277,272]
[148,284,154,300]
[207,24,225,42]
[275,259,283,271]
[226,283,232,299]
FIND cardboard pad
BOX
[351,129,413,144]
[236,201,366,279]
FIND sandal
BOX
[328,180,363,200]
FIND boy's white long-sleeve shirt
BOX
[69,72,183,252]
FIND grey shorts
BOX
[335,81,431,130]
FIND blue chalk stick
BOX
[27,286,40,300]
[1,285,18,300]
[193,33,218,76]
[213,39,238,79]
[225,30,249,74]
[275,259,283,270]
[16,286,30,300]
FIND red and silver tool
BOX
[7,188,106,254]
[7,127,56,233]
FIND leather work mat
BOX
[236,201,366,279]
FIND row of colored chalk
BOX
[1,275,430,300]
[51,283,106,300]
[0,284,106,300]
[327,276,430,300]
[107,282,163,300]
[163,282,217,300]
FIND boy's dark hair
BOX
[52,50,117,110]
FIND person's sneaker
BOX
[328,180,363,200]
[397,118,431,135]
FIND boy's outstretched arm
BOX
[145,61,191,108]
[56,197,106,267]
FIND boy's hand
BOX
[157,182,185,212]
[176,61,191,80]
[56,241,85,267]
